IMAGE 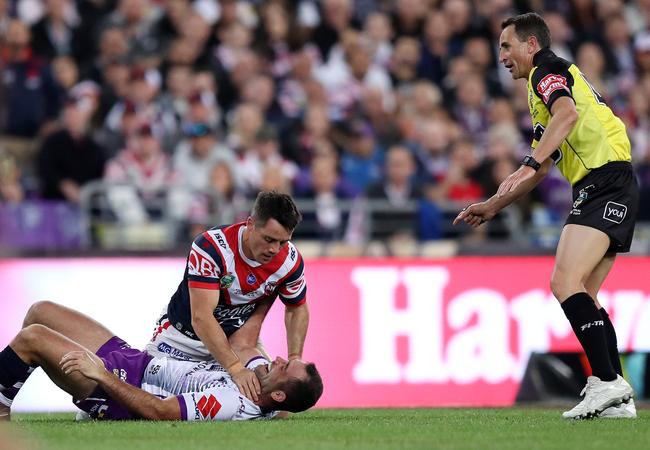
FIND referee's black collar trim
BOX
[533,47,554,66]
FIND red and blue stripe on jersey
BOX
[166,222,307,338]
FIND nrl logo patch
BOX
[264,282,277,295]
[220,273,235,289]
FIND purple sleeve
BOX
[176,395,188,421]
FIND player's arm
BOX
[229,297,274,361]
[189,287,260,401]
[278,253,309,360]
[60,350,182,420]
[285,302,309,360]
[454,159,552,227]
[530,96,578,164]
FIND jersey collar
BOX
[533,47,554,66]
[238,226,261,267]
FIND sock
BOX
[599,307,623,376]
[0,346,35,407]
[561,292,616,381]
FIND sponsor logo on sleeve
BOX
[537,74,569,103]
[603,201,627,224]
[188,249,218,277]
[197,394,222,419]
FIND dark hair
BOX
[501,12,551,49]
[251,190,302,231]
[274,363,323,413]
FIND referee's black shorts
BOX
[565,161,639,253]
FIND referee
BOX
[454,12,638,420]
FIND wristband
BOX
[288,353,301,360]
[521,155,541,171]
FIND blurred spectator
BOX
[340,120,384,194]
[226,102,263,154]
[430,137,483,204]
[51,55,79,93]
[30,0,83,61]
[277,47,320,120]
[254,1,304,78]
[389,36,421,89]
[173,122,237,192]
[1,19,61,138]
[363,11,393,68]
[283,102,333,167]
[103,122,175,223]
[240,73,287,129]
[36,97,107,203]
[390,0,427,38]
[310,0,355,62]
[418,10,452,85]
[575,41,610,102]
[0,152,25,204]
[348,144,438,244]
[104,122,174,194]
[103,0,161,65]
[239,124,298,196]
[316,30,392,120]
[295,153,356,240]
[451,73,491,140]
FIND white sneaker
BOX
[75,410,91,421]
[562,375,634,420]
[599,398,637,419]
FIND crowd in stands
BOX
[1,0,650,250]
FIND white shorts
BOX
[145,307,271,362]
[145,308,212,361]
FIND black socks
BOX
[0,346,35,407]
[599,307,623,376]
[561,292,616,381]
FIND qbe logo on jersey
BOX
[603,201,627,224]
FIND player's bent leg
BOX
[551,225,611,302]
[22,301,115,354]
[584,253,624,376]
[552,225,633,418]
[10,324,99,401]
[583,253,617,306]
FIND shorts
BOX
[145,308,212,362]
[75,336,153,420]
[565,161,639,253]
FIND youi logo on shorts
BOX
[603,201,627,224]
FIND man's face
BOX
[255,357,309,393]
[245,217,292,264]
[499,25,533,80]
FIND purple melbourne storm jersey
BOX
[166,222,307,338]
[142,356,276,421]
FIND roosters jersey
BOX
[166,222,307,338]
[527,48,631,186]
[142,356,276,421]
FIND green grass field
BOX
[4,408,649,450]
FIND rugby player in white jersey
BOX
[0,303,322,421]
[146,191,310,403]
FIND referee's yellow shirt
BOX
[527,48,631,185]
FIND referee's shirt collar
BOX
[533,47,554,66]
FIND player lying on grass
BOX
[0,302,323,421]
